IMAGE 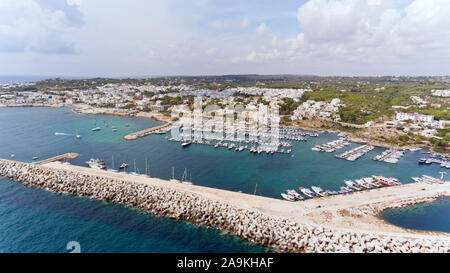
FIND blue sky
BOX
[0,0,449,76]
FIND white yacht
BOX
[86,158,106,170]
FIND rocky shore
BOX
[0,159,449,253]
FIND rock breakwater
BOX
[0,159,449,253]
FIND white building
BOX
[396,112,434,123]
[291,98,345,120]
[421,129,437,138]
[431,89,450,97]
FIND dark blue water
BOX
[0,178,267,253]
[0,107,448,252]
[382,197,450,233]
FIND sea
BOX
[0,106,448,253]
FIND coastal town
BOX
[1,76,449,154]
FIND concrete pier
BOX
[123,123,172,140]
[34,153,80,165]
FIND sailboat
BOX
[76,129,81,139]
[170,167,180,183]
[128,159,137,175]
[108,155,118,172]
[92,120,101,131]
[143,158,150,177]
[181,168,192,185]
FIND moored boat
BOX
[411,177,422,182]
[344,180,361,191]
[340,186,353,193]
[287,189,304,201]
[170,167,180,183]
[372,176,394,186]
[181,141,192,147]
[355,179,371,189]
[311,186,327,197]
[281,193,296,202]
[299,187,315,198]
[86,158,107,170]
[389,177,402,185]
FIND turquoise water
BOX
[382,197,450,233]
[0,107,448,252]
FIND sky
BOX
[0,0,449,77]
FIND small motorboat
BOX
[281,193,296,202]
[181,141,192,147]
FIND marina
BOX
[336,144,375,161]
[373,148,405,164]
[418,153,450,169]
[312,138,350,153]
[167,128,300,155]
[281,175,416,201]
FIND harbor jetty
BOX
[34,153,80,165]
[0,158,449,253]
[123,123,172,140]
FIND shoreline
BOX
[0,158,449,253]
[3,104,445,154]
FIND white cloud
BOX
[1,0,449,76]
[256,23,267,35]
[209,16,251,30]
[206,47,217,56]
[234,0,450,75]
[295,0,450,54]
[0,0,81,53]
[66,0,81,6]
[241,17,250,28]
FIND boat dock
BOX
[336,144,375,161]
[312,138,350,153]
[373,149,405,164]
[123,122,172,140]
[34,153,80,165]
